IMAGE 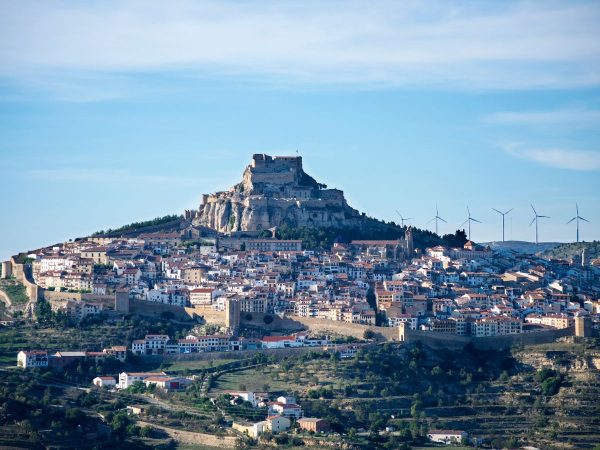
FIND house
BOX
[428,429,467,444]
[189,288,214,306]
[224,391,257,407]
[143,376,192,391]
[266,415,291,433]
[51,351,87,370]
[268,401,302,418]
[298,417,330,433]
[233,415,291,438]
[102,345,127,362]
[118,371,167,389]
[93,376,117,388]
[17,350,48,368]
[260,336,301,349]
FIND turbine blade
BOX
[427,217,436,224]
[472,218,482,223]
[461,220,468,227]
[506,208,514,215]
[492,208,502,215]
[467,206,471,216]
[580,217,590,223]
[567,217,576,224]
[529,217,536,226]
[530,204,537,215]
[439,217,447,223]
[538,215,550,219]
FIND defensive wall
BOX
[127,299,195,321]
[8,256,40,301]
[162,344,343,365]
[398,323,576,350]
[44,291,115,311]
[238,313,396,341]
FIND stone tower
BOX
[405,226,414,257]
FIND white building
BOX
[118,371,167,389]
[428,429,467,444]
[17,350,49,368]
[268,402,302,418]
[93,376,117,388]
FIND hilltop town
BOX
[1,154,599,450]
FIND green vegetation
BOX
[272,223,468,250]
[543,240,600,260]
[0,316,194,367]
[93,214,181,236]
[202,341,600,449]
[0,280,29,304]
[0,370,156,449]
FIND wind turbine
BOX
[395,210,414,228]
[567,203,589,243]
[529,204,549,244]
[461,206,482,241]
[492,208,513,242]
[428,205,447,235]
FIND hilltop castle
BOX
[189,154,393,234]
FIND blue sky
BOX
[1,0,599,259]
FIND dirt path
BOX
[137,420,237,448]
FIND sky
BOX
[1,0,599,259]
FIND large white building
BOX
[17,350,49,368]
[118,371,167,389]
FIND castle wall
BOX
[128,298,194,320]
[43,290,115,308]
[1,261,11,279]
[10,257,40,301]
[399,323,575,350]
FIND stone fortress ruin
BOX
[192,154,385,233]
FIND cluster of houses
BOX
[17,345,126,369]
[92,371,193,391]
[130,332,332,356]
[230,393,330,438]
[19,229,600,336]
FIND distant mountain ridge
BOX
[482,241,562,255]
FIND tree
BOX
[363,329,375,340]
[263,314,274,324]
[65,408,85,423]
[541,377,562,396]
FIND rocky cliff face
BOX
[192,154,391,233]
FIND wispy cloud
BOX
[1,0,600,96]
[485,107,600,128]
[504,144,600,171]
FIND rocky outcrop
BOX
[192,154,393,233]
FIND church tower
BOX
[405,226,414,257]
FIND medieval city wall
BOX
[128,299,194,320]
[9,257,40,301]
[163,344,331,364]
[400,326,575,350]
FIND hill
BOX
[483,240,562,255]
[542,241,600,261]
